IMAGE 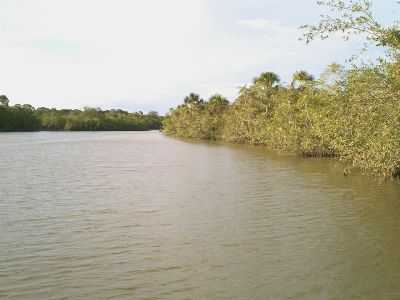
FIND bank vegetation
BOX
[163,0,400,178]
[0,98,162,132]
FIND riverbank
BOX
[163,61,400,178]
[0,102,162,131]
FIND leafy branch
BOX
[300,0,400,50]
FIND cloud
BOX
[0,0,209,111]
[0,0,385,113]
[237,18,299,40]
[238,18,277,30]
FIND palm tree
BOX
[184,93,204,105]
[253,72,280,88]
[208,94,229,106]
[291,70,314,89]
[0,95,9,107]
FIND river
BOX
[1,131,400,299]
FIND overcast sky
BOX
[0,0,397,113]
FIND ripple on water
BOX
[1,132,400,299]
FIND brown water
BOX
[1,131,400,300]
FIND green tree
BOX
[253,72,280,88]
[301,0,400,51]
[291,70,315,89]
[208,94,229,107]
[184,93,204,105]
[0,95,9,107]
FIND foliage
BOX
[300,0,400,51]
[163,62,400,177]
[163,0,400,178]
[0,103,162,132]
[0,103,40,131]
[0,95,10,107]
[163,94,229,140]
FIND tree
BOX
[320,63,346,88]
[301,0,400,51]
[148,111,159,117]
[253,72,280,87]
[162,0,400,177]
[0,95,9,107]
[184,93,204,105]
[208,94,229,106]
[291,70,315,88]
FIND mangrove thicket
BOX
[163,0,400,178]
[0,97,162,132]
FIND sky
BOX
[0,0,398,113]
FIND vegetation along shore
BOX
[0,96,162,132]
[163,0,400,178]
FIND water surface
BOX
[1,131,400,299]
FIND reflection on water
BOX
[1,131,400,300]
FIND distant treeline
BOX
[0,96,162,132]
[163,1,400,178]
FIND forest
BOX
[0,96,162,132]
[163,0,400,178]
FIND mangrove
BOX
[163,0,400,178]
[0,98,162,132]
